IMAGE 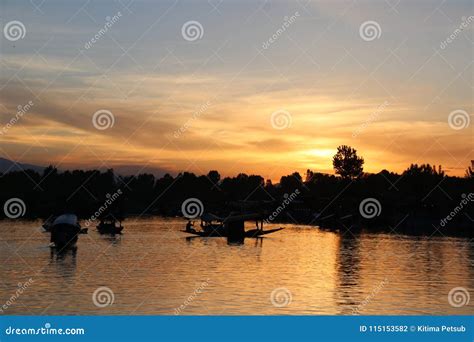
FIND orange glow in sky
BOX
[0,1,472,180]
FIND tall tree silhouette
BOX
[332,145,364,179]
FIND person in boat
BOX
[186,220,194,232]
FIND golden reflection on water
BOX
[0,218,472,315]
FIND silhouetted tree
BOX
[332,145,364,179]
[207,170,221,185]
[403,163,444,177]
[279,172,303,194]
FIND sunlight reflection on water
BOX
[0,217,472,315]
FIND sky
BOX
[0,0,472,181]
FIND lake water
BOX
[0,217,472,315]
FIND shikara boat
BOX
[50,214,83,250]
[44,215,87,234]
[182,213,283,239]
[97,216,124,234]
[181,227,283,238]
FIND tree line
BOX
[0,146,472,236]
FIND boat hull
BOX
[181,227,283,238]
[97,224,123,234]
[50,224,81,250]
[50,214,82,250]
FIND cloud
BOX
[0,0,471,178]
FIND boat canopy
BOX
[200,213,223,222]
[223,213,263,223]
[53,214,79,227]
[200,212,265,223]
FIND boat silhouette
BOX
[50,214,85,250]
[182,213,283,239]
[97,215,124,234]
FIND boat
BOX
[242,227,284,237]
[50,214,82,250]
[97,216,124,234]
[181,227,283,238]
[182,212,283,240]
[43,215,88,234]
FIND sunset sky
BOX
[1,0,472,181]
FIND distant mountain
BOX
[0,157,45,174]
[0,158,172,177]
